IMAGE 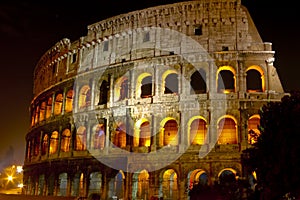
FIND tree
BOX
[243,91,300,199]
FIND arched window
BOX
[113,123,126,148]
[49,131,59,154]
[34,106,39,124]
[42,134,48,155]
[58,173,68,196]
[190,118,207,145]
[248,115,261,144]
[76,126,86,151]
[39,102,46,121]
[65,89,73,112]
[78,85,91,109]
[89,172,102,196]
[161,169,178,199]
[218,169,237,186]
[190,69,206,94]
[246,69,263,92]
[46,97,52,119]
[164,73,178,94]
[139,121,151,147]
[99,80,109,105]
[132,170,149,200]
[163,120,178,146]
[54,93,63,115]
[188,169,208,191]
[217,117,237,144]
[217,68,236,93]
[93,124,105,149]
[61,129,71,152]
[141,76,152,98]
[115,77,129,101]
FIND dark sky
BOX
[0,0,299,167]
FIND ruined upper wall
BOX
[33,0,274,96]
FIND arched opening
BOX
[189,118,207,145]
[139,121,151,147]
[92,124,105,149]
[88,172,102,197]
[99,80,109,105]
[164,73,178,94]
[54,93,63,115]
[65,89,73,112]
[218,168,237,186]
[115,77,129,101]
[113,123,126,148]
[141,76,152,98]
[188,169,209,192]
[41,134,48,155]
[217,117,237,144]
[246,69,263,92]
[132,170,149,200]
[161,169,178,199]
[190,69,207,94]
[75,126,86,151]
[58,173,68,196]
[49,131,59,154]
[38,174,45,195]
[163,119,178,146]
[72,173,84,197]
[34,106,39,124]
[46,97,52,119]
[78,85,91,109]
[39,102,46,121]
[110,171,125,199]
[248,114,261,144]
[217,67,236,93]
[61,129,71,152]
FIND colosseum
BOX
[23,0,286,199]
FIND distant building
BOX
[23,0,286,199]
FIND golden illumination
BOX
[217,115,238,144]
[7,175,13,181]
[216,66,236,93]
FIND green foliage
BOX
[244,91,300,199]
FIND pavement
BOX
[0,194,76,200]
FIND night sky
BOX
[0,0,299,168]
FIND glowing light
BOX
[18,183,24,188]
[17,166,23,173]
[7,175,13,181]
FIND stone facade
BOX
[24,0,286,199]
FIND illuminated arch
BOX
[136,73,152,98]
[46,96,52,119]
[49,131,59,154]
[248,114,261,144]
[132,169,149,199]
[78,85,91,109]
[113,122,126,148]
[41,134,48,155]
[61,129,71,152]
[160,169,178,199]
[92,123,106,149]
[160,117,178,146]
[75,126,86,151]
[162,69,178,94]
[39,102,46,122]
[54,93,63,115]
[65,89,73,112]
[246,65,265,92]
[217,115,238,144]
[218,168,237,186]
[134,118,151,147]
[187,116,208,145]
[216,66,236,93]
[114,76,129,101]
[187,169,209,190]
